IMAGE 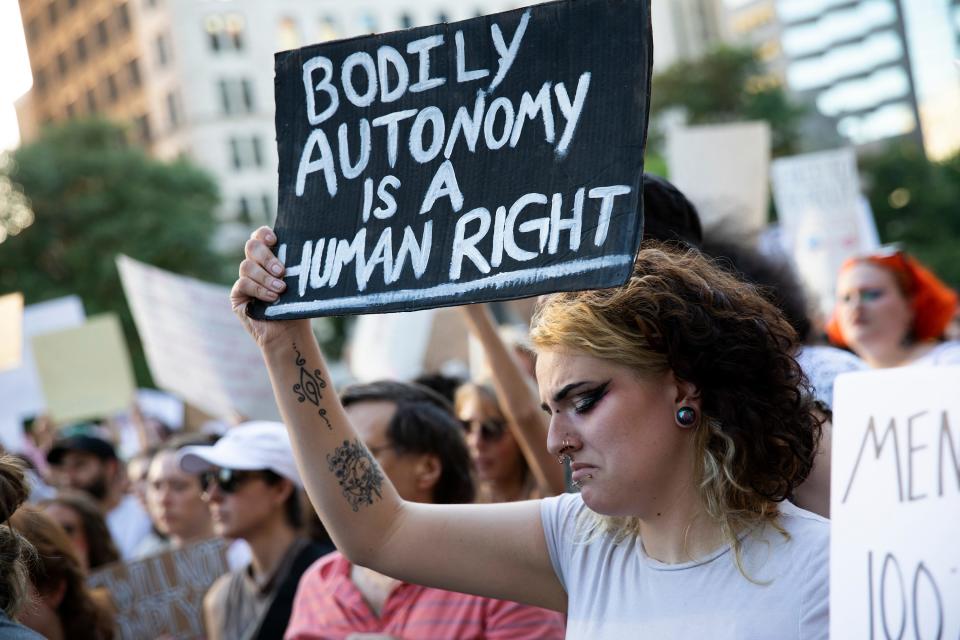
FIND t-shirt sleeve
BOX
[539,492,583,591]
[484,600,567,639]
[798,524,830,640]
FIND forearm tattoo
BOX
[291,343,332,429]
[327,439,384,512]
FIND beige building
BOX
[652,0,728,72]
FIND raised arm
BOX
[230,227,566,611]
[460,304,566,496]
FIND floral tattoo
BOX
[327,439,384,512]
[292,343,331,429]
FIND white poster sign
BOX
[831,367,960,638]
[666,121,772,238]
[117,256,280,422]
[350,309,437,382]
[771,149,879,316]
[0,296,85,449]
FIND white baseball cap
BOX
[177,421,302,487]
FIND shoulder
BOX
[777,501,830,555]
[204,571,236,609]
[297,551,348,591]
[924,340,960,365]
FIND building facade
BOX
[726,0,960,159]
[16,0,523,248]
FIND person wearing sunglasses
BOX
[286,380,564,639]
[828,248,960,368]
[177,422,331,640]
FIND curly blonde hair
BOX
[530,244,820,575]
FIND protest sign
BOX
[665,121,771,238]
[0,292,24,372]
[31,314,136,424]
[117,255,280,422]
[250,0,652,319]
[771,148,879,316]
[350,308,437,381]
[831,367,960,638]
[88,538,228,640]
[0,295,85,437]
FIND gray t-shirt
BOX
[540,493,829,639]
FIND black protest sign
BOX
[250,0,652,319]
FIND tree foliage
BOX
[860,143,960,288]
[0,119,227,385]
[651,46,805,157]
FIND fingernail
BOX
[270,263,283,275]
[272,279,285,291]
[266,233,276,243]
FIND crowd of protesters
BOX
[1,174,958,639]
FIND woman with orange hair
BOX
[828,249,959,368]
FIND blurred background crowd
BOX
[1,0,960,638]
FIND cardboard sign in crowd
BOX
[250,0,652,319]
[88,539,228,640]
[831,367,960,638]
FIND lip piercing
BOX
[558,438,574,464]
[572,474,593,489]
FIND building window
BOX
[134,114,152,143]
[34,69,47,95]
[218,78,255,114]
[116,2,131,33]
[278,17,300,50]
[229,135,265,170]
[75,36,87,63]
[56,51,68,77]
[436,12,449,23]
[106,73,119,102]
[27,18,40,43]
[155,34,169,67]
[205,13,246,52]
[47,1,58,27]
[318,16,339,41]
[85,88,97,113]
[359,13,377,33]
[166,91,180,128]
[399,13,413,28]
[238,196,253,224]
[261,193,274,221]
[96,19,109,47]
[127,58,141,87]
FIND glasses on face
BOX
[461,418,508,443]
[199,468,262,495]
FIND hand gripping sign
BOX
[249,0,652,319]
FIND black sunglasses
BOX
[461,418,508,443]
[200,468,263,495]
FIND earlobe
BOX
[416,455,442,492]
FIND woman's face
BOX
[536,349,697,517]
[42,502,90,572]
[457,392,525,486]
[146,450,212,543]
[836,263,913,355]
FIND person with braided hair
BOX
[0,454,44,639]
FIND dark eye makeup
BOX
[573,381,611,414]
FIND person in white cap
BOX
[178,421,332,640]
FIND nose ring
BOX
[557,438,573,465]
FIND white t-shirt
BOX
[540,493,829,639]
[107,493,154,560]
[910,340,960,366]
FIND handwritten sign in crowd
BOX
[831,367,960,638]
[88,539,228,640]
[250,0,652,319]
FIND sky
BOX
[1,1,33,152]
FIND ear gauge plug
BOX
[676,407,697,428]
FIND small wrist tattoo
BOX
[327,439,384,512]
[292,343,332,429]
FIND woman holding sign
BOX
[233,227,828,638]
[828,249,960,368]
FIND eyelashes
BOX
[573,381,610,414]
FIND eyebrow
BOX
[540,381,593,412]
